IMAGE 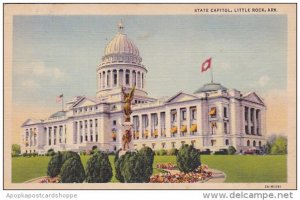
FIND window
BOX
[152,143,156,149]
[224,122,228,134]
[259,141,262,147]
[126,71,130,85]
[95,119,98,127]
[162,143,166,149]
[113,71,117,85]
[181,141,185,146]
[191,108,197,120]
[224,107,227,118]
[211,140,216,146]
[247,140,250,146]
[113,120,117,126]
[172,142,175,148]
[181,109,186,121]
[253,140,256,147]
[96,135,98,142]
[225,139,229,146]
[245,107,249,121]
[171,110,177,122]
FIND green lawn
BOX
[12,155,287,183]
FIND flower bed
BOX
[150,165,212,183]
[156,162,177,170]
[39,177,61,183]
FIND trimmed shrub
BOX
[115,152,125,183]
[62,151,80,163]
[159,149,167,156]
[85,152,113,183]
[167,148,178,156]
[115,150,153,183]
[228,146,236,155]
[139,147,154,180]
[214,149,228,155]
[47,152,63,178]
[176,144,201,173]
[47,148,55,156]
[199,149,211,155]
[60,157,85,183]
[121,152,147,183]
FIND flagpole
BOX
[210,63,214,83]
[62,95,64,111]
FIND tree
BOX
[138,146,154,180]
[271,136,287,155]
[12,144,21,156]
[47,151,63,178]
[85,152,113,183]
[176,144,201,173]
[60,157,85,183]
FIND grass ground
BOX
[12,155,287,183]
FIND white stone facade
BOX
[20,23,266,154]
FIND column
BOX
[123,69,126,86]
[177,108,180,137]
[103,71,106,88]
[157,112,161,138]
[110,71,113,88]
[116,70,119,87]
[129,70,133,87]
[76,121,79,144]
[138,114,142,139]
[135,71,138,88]
[45,127,48,146]
[148,113,152,138]
[93,119,97,142]
[253,109,257,135]
[165,109,171,138]
[51,127,54,146]
[248,108,251,134]
[87,119,91,142]
[187,107,190,135]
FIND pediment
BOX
[242,92,265,105]
[166,92,198,103]
[73,97,98,108]
[22,119,42,126]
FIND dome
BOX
[104,26,139,57]
[49,111,66,119]
[194,82,227,94]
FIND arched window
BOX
[141,73,144,88]
[259,141,262,147]
[102,71,106,88]
[99,73,102,89]
[253,140,256,147]
[247,140,250,146]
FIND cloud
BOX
[21,80,40,89]
[136,32,152,41]
[17,61,66,81]
[258,75,270,87]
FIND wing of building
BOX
[20,22,266,154]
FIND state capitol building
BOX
[21,23,266,154]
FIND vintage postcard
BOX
[3,3,296,189]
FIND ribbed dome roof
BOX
[49,111,66,119]
[194,83,227,94]
[104,32,139,56]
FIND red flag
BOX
[56,94,63,103]
[201,57,212,72]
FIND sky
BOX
[12,15,287,143]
